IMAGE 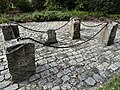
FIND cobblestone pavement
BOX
[0,21,120,90]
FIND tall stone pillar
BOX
[99,23,118,46]
[0,24,20,41]
[70,18,81,39]
[107,24,118,46]
[5,39,35,82]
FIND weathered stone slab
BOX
[70,18,81,39]
[0,24,19,41]
[44,29,57,45]
[107,24,118,46]
[5,39,35,82]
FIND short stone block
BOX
[0,24,20,41]
[44,29,57,45]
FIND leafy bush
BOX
[13,0,33,12]
[0,0,7,13]
[75,0,120,14]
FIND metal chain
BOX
[0,22,108,57]
[10,19,72,33]
[11,22,46,33]
[53,20,71,31]
[18,23,108,48]
[81,22,103,27]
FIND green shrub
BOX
[13,0,33,12]
[0,0,7,13]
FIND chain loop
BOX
[81,22,103,27]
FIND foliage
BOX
[99,75,120,90]
[0,0,7,13]
[75,0,120,14]
[32,0,45,10]
[13,0,33,12]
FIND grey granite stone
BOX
[85,77,96,86]
[4,84,18,90]
[0,81,11,89]
[0,75,4,82]
[62,75,70,82]
[51,86,60,90]
[108,64,119,71]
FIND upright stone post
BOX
[44,29,57,45]
[99,24,109,45]
[5,39,35,82]
[107,24,118,46]
[70,18,81,39]
[0,24,20,41]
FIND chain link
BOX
[81,22,103,27]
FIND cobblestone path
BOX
[0,21,120,90]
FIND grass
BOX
[0,10,120,23]
[99,74,120,90]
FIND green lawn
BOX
[99,74,120,90]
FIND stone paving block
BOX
[18,87,25,90]
[36,65,46,73]
[41,70,50,78]
[0,66,4,71]
[69,60,77,65]
[1,69,9,75]
[49,62,58,67]
[0,81,11,89]
[4,84,18,90]
[62,75,70,82]
[51,86,60,90]
[61,83,71,90]
[114,62,120,67]
[29,74,40,82]
[63,68,71,74]
[0,75,4,82]
[52,78,62,86]
[57,72,64,78]
[85,77,96,86]
[50,67,59,74]
[108,64,119,71]
[5,73,11,80]
[93,74,104,83]
[69,79,79,86]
